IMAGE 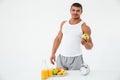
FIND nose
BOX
[74,11,78,14]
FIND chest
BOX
[62,23,83,37]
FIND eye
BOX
[72,9,75,12]
[77,10,80,12]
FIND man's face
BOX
[70,6,82,19]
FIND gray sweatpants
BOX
[56,54,84,70]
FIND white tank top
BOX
[58,20,84,57]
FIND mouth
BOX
[73,14,78,16]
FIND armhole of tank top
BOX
[61,20,67,33]
[80,21,85,34]
[63,20,67,26]
[61,20,67,29]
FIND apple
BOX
[52,69,58,75]
[82,34,89,41]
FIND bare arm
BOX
[50,21,66,64]
[81,23,93,49]
[51,26,63,55]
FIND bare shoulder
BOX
[56,20,66,39]
[81,22,91,35]
[82,22,91,30]
[57,20,66,35]
[60,20,67,28]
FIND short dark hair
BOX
[71,3,83,10]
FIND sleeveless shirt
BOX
[58,20,84,57]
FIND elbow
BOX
[54,37,61,43]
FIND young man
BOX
[50,3,93,70]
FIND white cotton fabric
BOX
[58,20,84,57]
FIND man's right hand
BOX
[50,54,56,65]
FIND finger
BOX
[51,60,54,65]
[81,40,87,45]
[52,58,55,65]
[50,58,54,65]
[82,38,87,42]
[81,39,85,44]
[52,61,54,65]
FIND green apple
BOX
[82,34,89,41]
[52,69,58,75]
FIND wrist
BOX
[51,52,55,55]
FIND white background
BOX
[0,0,120,80]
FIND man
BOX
[50,3,93,70]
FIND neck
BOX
[69,18,81,25]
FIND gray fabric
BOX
[56,54,84,70]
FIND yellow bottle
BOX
[41,69,48,80]
[41,59,48,80]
